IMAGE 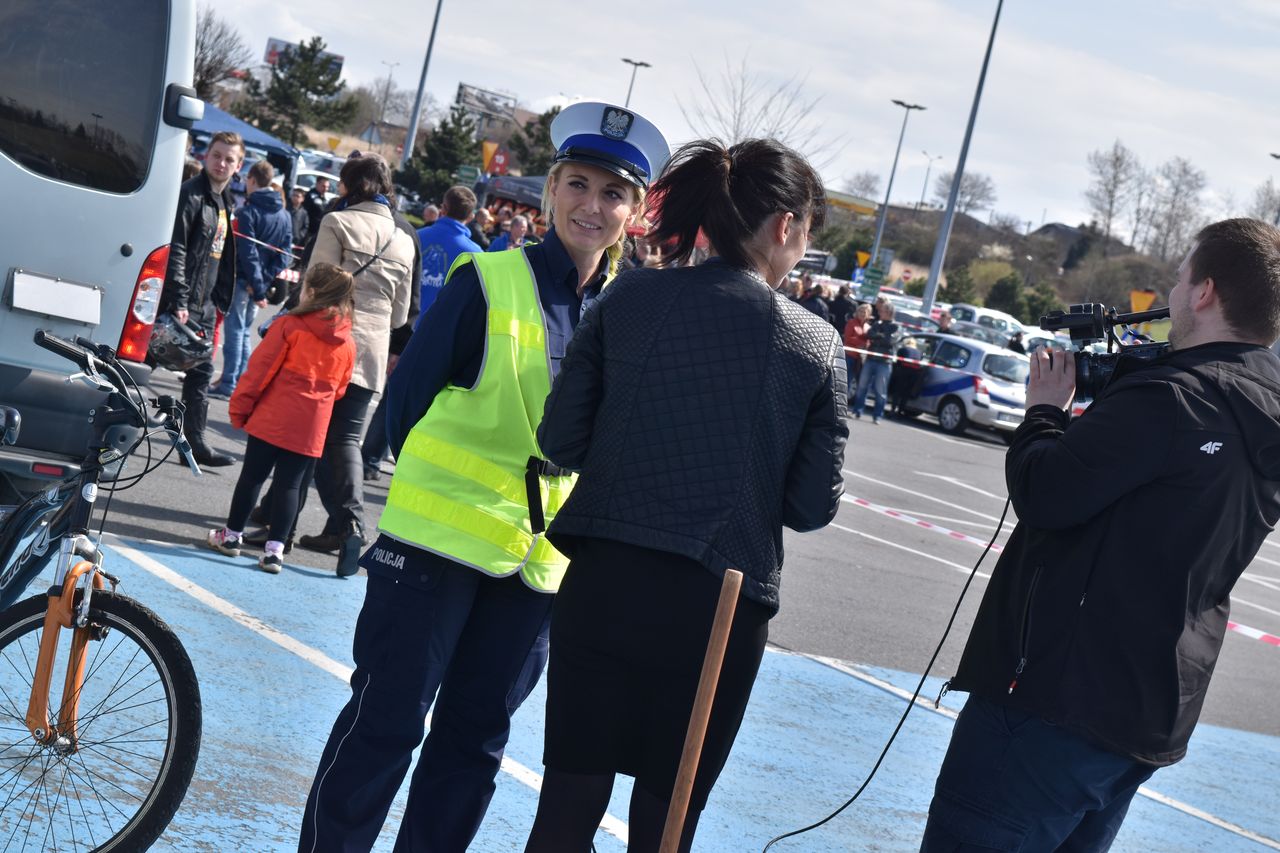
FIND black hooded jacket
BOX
[949,341,1280,765]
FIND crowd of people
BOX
[157,111,1280,853]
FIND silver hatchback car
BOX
[901,333,1030,438]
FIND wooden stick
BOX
[660,568,744,853]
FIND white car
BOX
[902,333,1029,438]
[948,303,1026,336]
[295,169,340,203]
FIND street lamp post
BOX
[918,150,944,211]
[922,0,1005,317]
[621,58,651,108]
[378,60,400,126]
[401,0,445,169]
[869,99,926,269]
[1271,153,1280,226]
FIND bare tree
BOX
[989,211,1024,234]
[933,170,997,214]
[678,53,839,166]
[1146,157,1208,262]
[194,6,252,102]
[842,170,882,199]
[1249,178,1280,225]
[1128,165,1153,251]
[1084,140,1139,256]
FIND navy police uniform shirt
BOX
[371,227,607,591]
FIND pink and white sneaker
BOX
[205,528,241,557]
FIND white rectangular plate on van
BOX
[10,269,102,325]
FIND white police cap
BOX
[550,101,670,189]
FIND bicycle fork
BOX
[26,542,111,752]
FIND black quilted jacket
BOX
[538,260,849,613]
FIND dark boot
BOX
[185,400,233,467]
[335,518,366,578]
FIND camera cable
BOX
[760,495,1012,851]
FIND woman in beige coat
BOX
[298,153,415,575]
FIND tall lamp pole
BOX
[621,58,651,108]
[1271,153,1280,226]
[401,0,445,169]
[378,60,400,125]
[869,99,926,269]
[922,0,1005,316]
[918,150,944,211]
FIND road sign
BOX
[856,250,871,269]
[456,165,481,184]
[859,266,884,300]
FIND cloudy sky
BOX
[215,0,1280,231]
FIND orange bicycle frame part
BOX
[26,560,105,745]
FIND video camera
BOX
[1039,303,1171,399]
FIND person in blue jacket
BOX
[416,185,482,317]
[212,159,292,398]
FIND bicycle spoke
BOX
[79,742,157,783]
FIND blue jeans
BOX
[214,285,258,395]
[298,563,553,852]
[853,359,892,420]
[920,696,1153,852]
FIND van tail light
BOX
[117,245,168,363]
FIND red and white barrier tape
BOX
[843,495,1004,553]
[231,227,301,261]
[1227,620,1280,648]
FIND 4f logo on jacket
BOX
[1200,441,1224,455]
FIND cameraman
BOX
[921,218,1280,852]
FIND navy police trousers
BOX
[920,695,1154,852]
[298,563,553,852]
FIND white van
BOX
[0,0,202,499]
[948,303,1026,337]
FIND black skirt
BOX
[543,537,770,810]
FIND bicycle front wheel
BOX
[0,590,201,851]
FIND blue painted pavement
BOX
[33,537,1278,852]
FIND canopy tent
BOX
[191,104,299,161]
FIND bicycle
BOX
[0,330,203,851]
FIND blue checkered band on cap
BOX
[557,134,650,182]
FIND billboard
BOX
[455,84,516,120]
[264,37,345,78]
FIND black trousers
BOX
[361,393,390,468]
[226,435,312,542]
[312,383,375,534]
[181,357,214,408]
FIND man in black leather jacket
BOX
[160,130,241,466]
[921,218,1280,852]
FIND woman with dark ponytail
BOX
[526,139,850,852]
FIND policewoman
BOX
[297,102,670,852]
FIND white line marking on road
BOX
[843,471,1006,523]
[106,536,631,845]
[912,472,1008,502]
[1240,573,1280,594]
[1248,552,1280,569]
[829,523,991,580]
[897,510,1004,530]
[795,652,1280,851]
[1234,597,1280,620]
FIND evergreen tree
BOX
[507,106,560,176]
[394,105,478,202]
[1024,282,1065,326]
[942,265,977,305]
[232,37,356,146]
[985,272,1028,320]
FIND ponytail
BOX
[647,138,826,269]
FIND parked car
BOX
[948,303,1026,336]
[894,310,940,335]
[946,320,1007,347]
[299,150,347,175]
[902,333,1029,439]
[0,0,200,500]
[294,169,340,203]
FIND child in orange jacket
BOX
[206,263,356,573]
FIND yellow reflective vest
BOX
[378,248,575,592]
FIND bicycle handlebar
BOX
[33,330,146,428]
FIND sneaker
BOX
[259,552,283,574]
[873,418,881,425]
[242,528,293,553]
[336,521,366,578]
[205,528,241,557]
[363,465,381,482]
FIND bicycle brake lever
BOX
[67,371,116,393]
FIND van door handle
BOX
[163,84,204,130]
